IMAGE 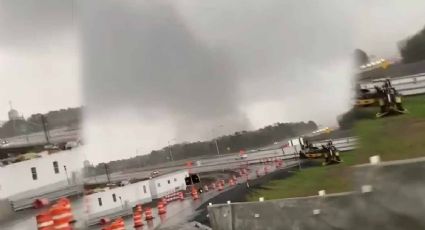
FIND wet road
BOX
[1,128,79,149]
[89,160,298,230]
[0,196,86,230]
[0,157,297,229]
[85,148,291,185]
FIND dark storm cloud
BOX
[80,0,425,162]
[0,0,74,52]
[0,0,80,121]
[81,0,250,137]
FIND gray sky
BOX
[0,0,80,121]
[1,0,425,163]
[80,0,425,163]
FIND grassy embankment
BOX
[247,95,425,201]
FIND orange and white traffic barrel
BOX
[191,187,199,200]
[57,197,75,223]
[133,209,143,227]
[49,204,71,230]
[157,201,167,215]
[145,207,154,221]
[135,204,143,213]
[110,218,125,230]
[36,211,54,230]
[217,182,223,191]
[161,197,168,206]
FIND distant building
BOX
[7,102,24,121]
[0,120,6,128]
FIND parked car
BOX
[119,180,130,186]
[151,170,160,177]
[65,141,79,150]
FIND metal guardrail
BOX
[312,136,358,152]
[359,72,425,96]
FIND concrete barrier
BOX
[208,157,425,230]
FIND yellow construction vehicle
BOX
[299,140,342,165]
[375,79,407,118]
[355,88,378,107]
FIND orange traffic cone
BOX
[36,211,54,230]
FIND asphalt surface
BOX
[0,127,79,149]
[101,160,299,230]
[84,148,288,185]
[0,155,300,229]
[0,195,85,230]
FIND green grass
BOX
[351,94,425,164]
[247,159,352,201]
[247,94,425,201]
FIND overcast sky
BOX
[0,0,80,121]
[2,0,425,163]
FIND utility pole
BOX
[214,139,220,156]
[104,164,111,184]
[136,148,143,168]
[212,125,223,156]
[168,139,175,161]
[168,145,174,161]
[41,115,50,144]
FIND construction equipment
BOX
[355,88,379,107]
[299,140,342,165]
[321,141,342,166]
[375,79,407,118]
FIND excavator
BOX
[355,79,407,118]
[375,79,407,118]
[299,140,342,166]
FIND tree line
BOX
[0,107,82,138]
[86,121,317,176]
